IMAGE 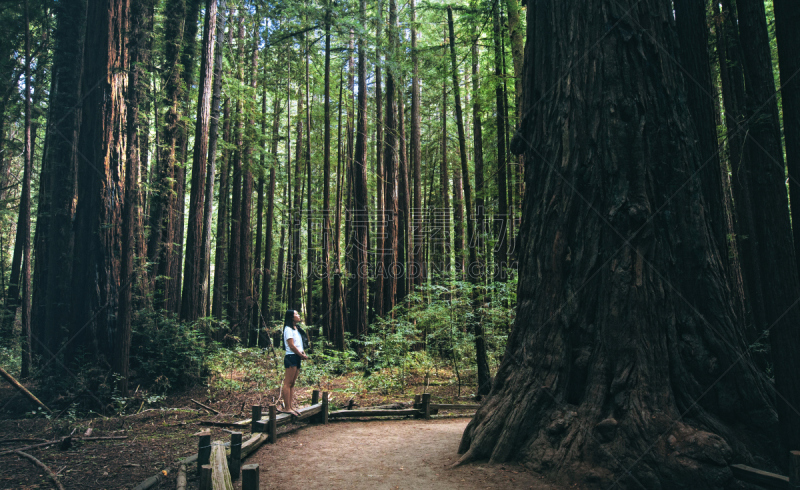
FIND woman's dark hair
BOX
[283,310,296,328]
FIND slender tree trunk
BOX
[212,94,232,320]
[322,2,332,337]
[372,0,384,322]
[261,97,281,339]
[181,0,217,322]
[775,0,800,277]
[250,70,267,347]
[459,3,777,485]
[737,0,800,455]
[715,0,766,340]
[202,0,226,318]
[411,0,423,290]
[19,0,32,377]
[439,81,451,277]
[397,83,410,302]
[227,16,245,331]
[292,94,304,310]
[492,1,508,282]
[238,35,257,338]
[382,0,398,315]
[347,0,370,342]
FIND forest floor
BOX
[0,370,570,490]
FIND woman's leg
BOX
[288,366,301,412]
[282,366,298,410]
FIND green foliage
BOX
[130,310,214,392]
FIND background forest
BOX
[0,0,527,404]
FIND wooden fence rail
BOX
[731,450,800,489]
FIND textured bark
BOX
[410,0,423,289]
[775,0,800,278]
[227,16,245,329]
[250,69,267,347]
[492,2,508,282]
[673,0,728,263]
[460,1,777,487]
[397,83,410,302]
[448,6,476,279]
[238,37,257,337]
[438,81,451,277]
[202,0,226,318]
[371,0,384,322]
[737,0,800,455]
[382,0,398,316]
[715,0,766,339]
[69,0,128,374]
[181,0,217,322]
[322,3,332,338]
[347,0,369,341]
[19,0,32,377]
[260,97,281,338]
[39,0,86,362]
[291,96,303,310]
[212,96,232,320]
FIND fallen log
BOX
[191,399,220,415]
[0,440,59,456]
[0,366,51,413]
[14,450,65,490]
[210,442,234,490]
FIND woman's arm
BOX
[286,338,309,359]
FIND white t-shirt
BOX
[284,325,303,355]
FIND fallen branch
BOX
[80,436,128,441]
[191,399,220,415]
[0,440,59,456]
[0,438,48,444]
[13,450,65,490]
[0,366,51,413]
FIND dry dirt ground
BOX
[244,417,566,490]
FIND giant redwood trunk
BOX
[460,2,777,487]
[69,0,129,376]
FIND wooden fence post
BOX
[268,405,277,444]
[197,431,211,475]
[312,389,320,405]
[422,393,431,419]
[229,432,242,480]
[322,392,329,424]
[242,464,259,490]
[251,406,262,433]
[199,464,212,490]
[790,450,800,488]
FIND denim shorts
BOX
[284,354,302,369]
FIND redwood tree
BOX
[459,2,777,486]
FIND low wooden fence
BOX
[137,391,478,490]
[731,450,800,489]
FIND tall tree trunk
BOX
[227,16,245,331]
[238,34,257,338]
[119,0,151,394]
[775,0,800,277]
[322,2,332,337]
[19,0,32,377]
[372,0,384,322]
[149,0,186,312]
[397,82,410,302]
[492,1,508,282]
[261,97,281,339]
[472,35,485,283]
[250,65,267,347]
[460,3,777,485]
[291,93,304,310]
[181,0,217,322]
[347,0,369,342]
[39,0,86,361]
[202,0,226,318]
[439,81,451,277]
[411,0,423,290]
[715,0,766,340]
[382,0,398,315]
[212,96,232,320]
[737,0,800,455]
[69,0,129,377]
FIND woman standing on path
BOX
[281,309,308,416]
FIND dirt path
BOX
[244,417,565,490]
